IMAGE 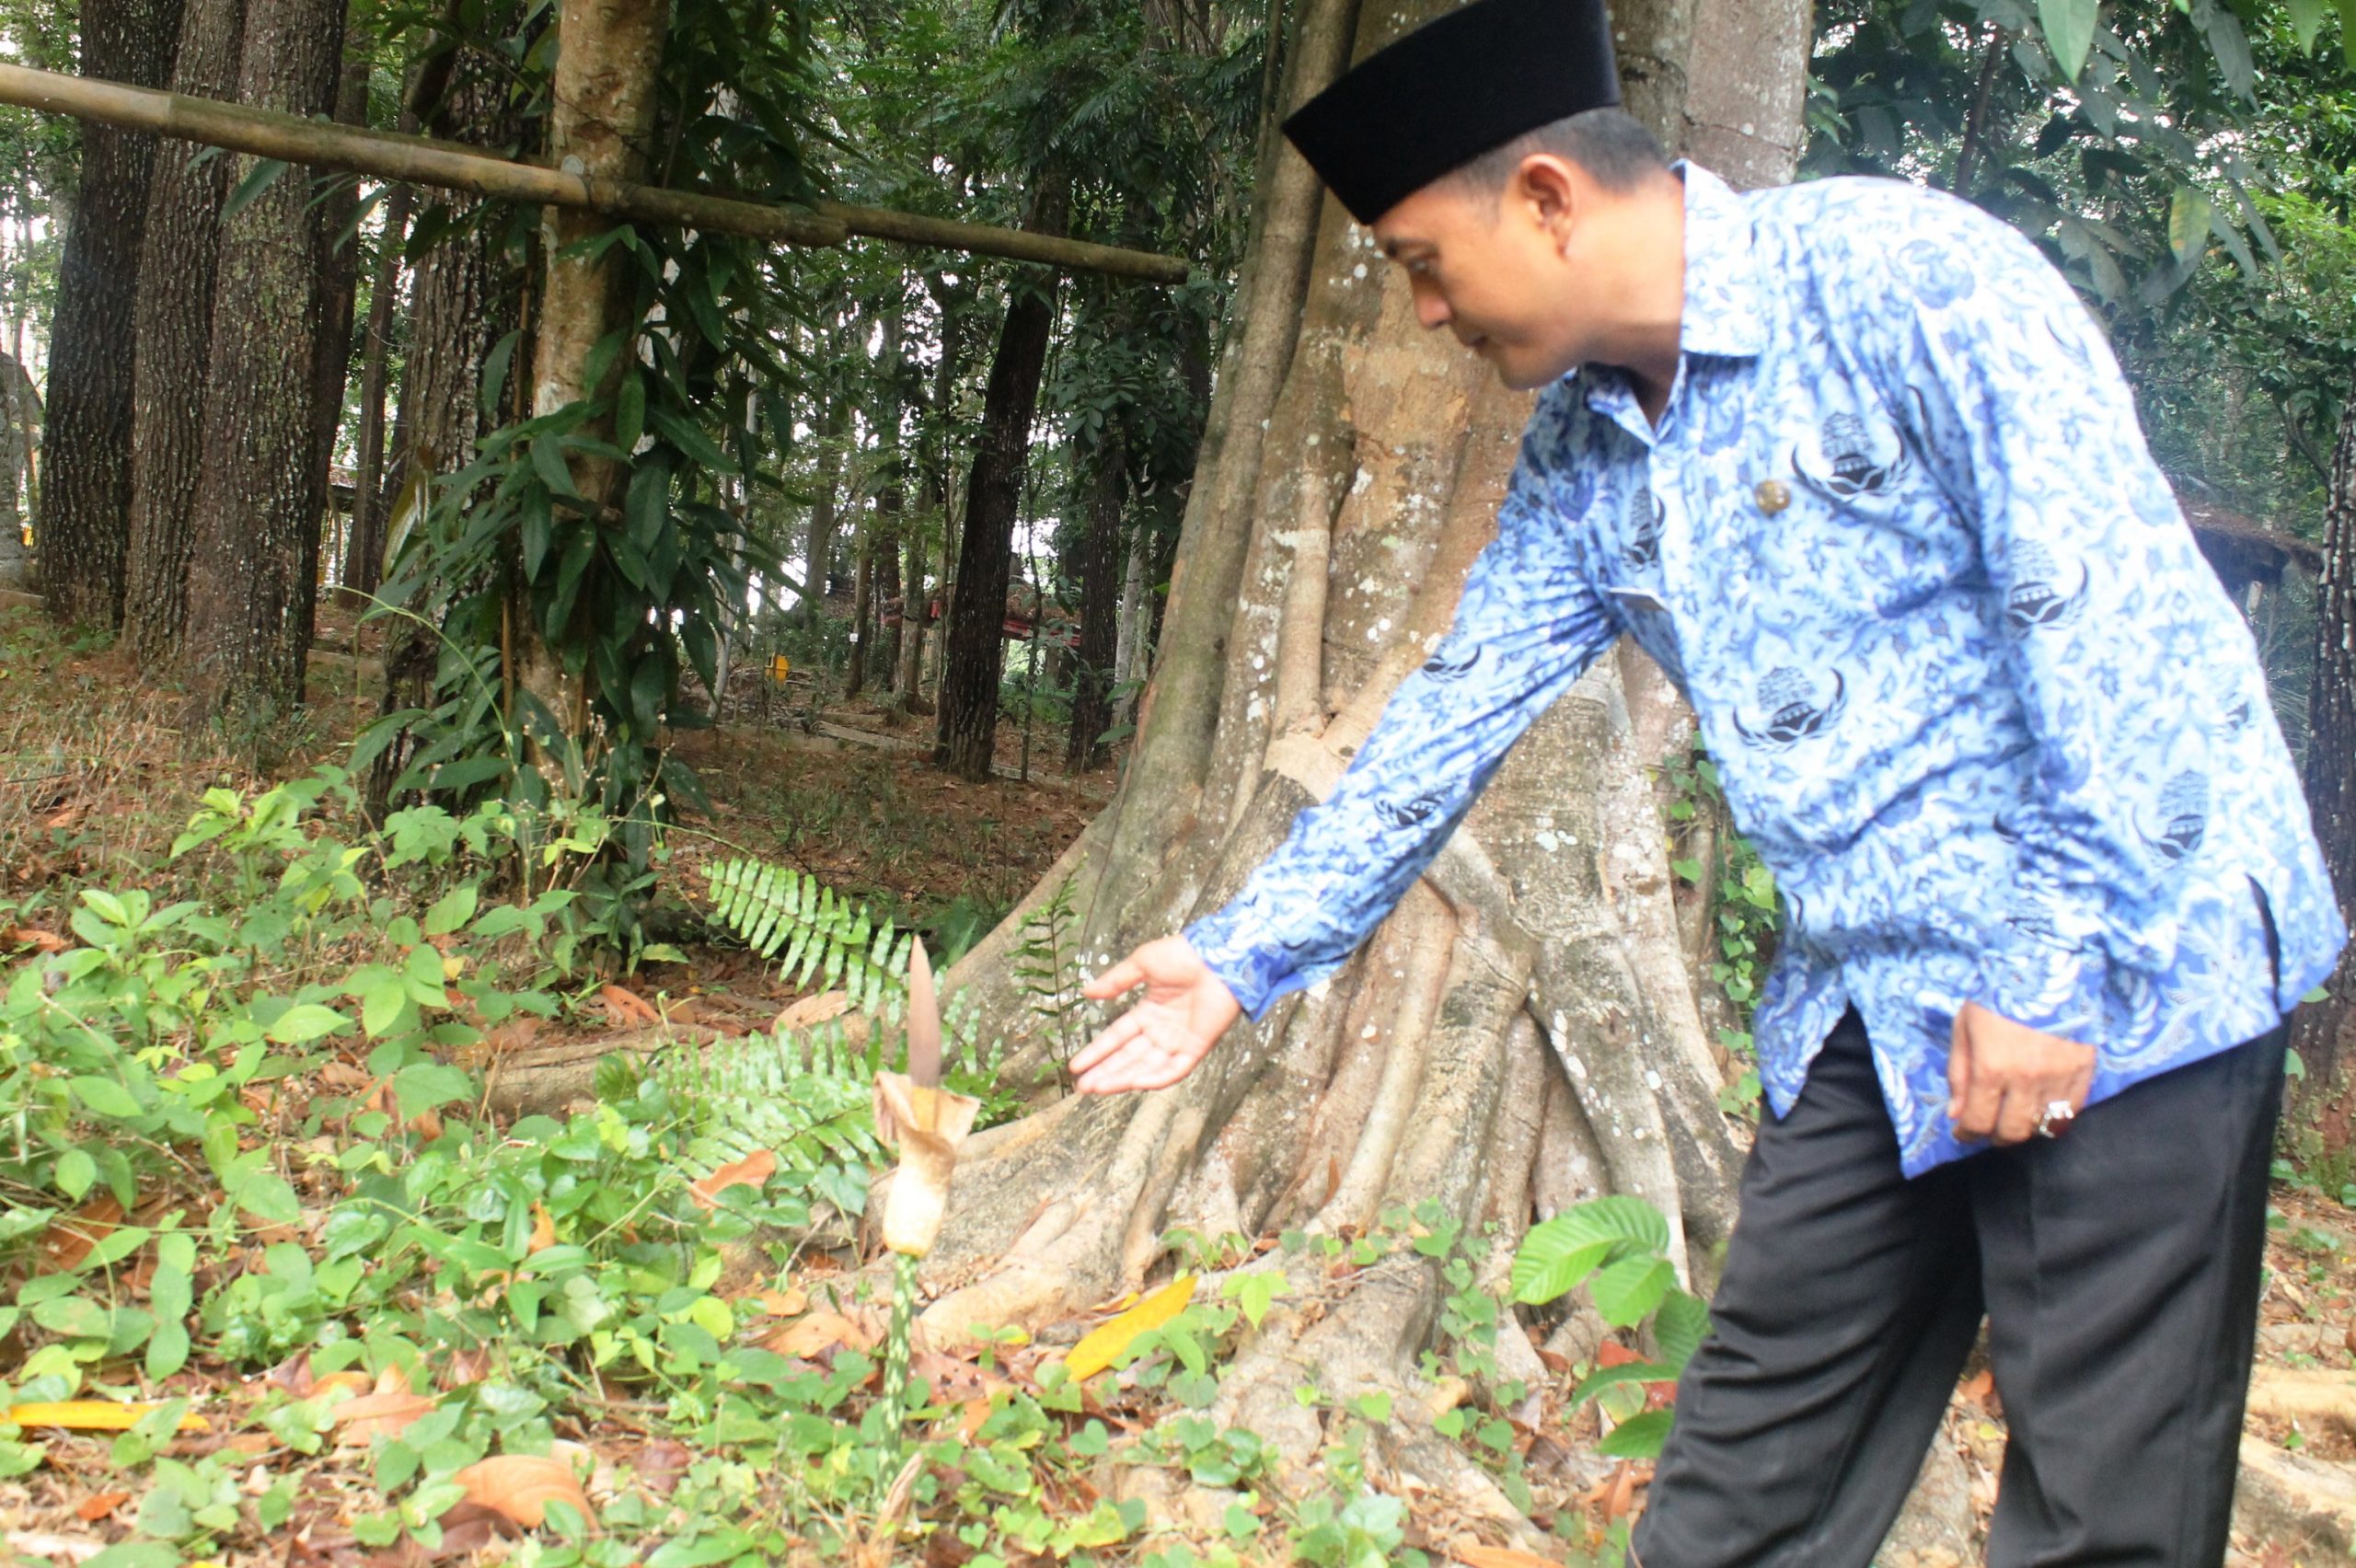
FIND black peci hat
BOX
[1281,0,1623,225]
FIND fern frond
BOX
[705,857,911,1029]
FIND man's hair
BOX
[1447,108,1670,200]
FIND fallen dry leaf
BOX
[312,1370,373,1401]
[1604,1460,1637,1523]
[330,1389,438,1445]
[690,1148,778,1210]
[741,1286,808,1318]
[1063,1274,1195,1382]
[442,1346,493,1388]
[1455,1548,1560,1568]
[40,1193,126,1273]
[761,1309,877,1359]
[598,985,659,1026]
[632,1438,694,1500]
[453,1453,595,1529]
[8,1401,209,1433]
[73,1491,131,1523]
[527,1202,555,1253]
[6,926,66,953]
[772,991,851,1032]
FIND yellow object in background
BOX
[7,1401,211,1432]
[769,654,791,683]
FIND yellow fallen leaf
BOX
[8,1401,210,1433]
[1063,1274,1196,1382]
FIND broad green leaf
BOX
[1570,1359,1680,1406]
[53,1147,97,1201]
[67,1077,143,1119]
[221,157,289,222]
[1591,1254,1677,1327]
[422,884,478,937]
[234,1172,302,1227]
[2038,0,2097,80]
[1511,1193,1672,1303]
[393,1063,474,1121]
[1598,1408,1676,1460]
[2169,186,2214,266]
[1655,1289,1713,1371]
[266,1003,351,1044]
[2192,0,2255,97]
[2289,0,2329,52]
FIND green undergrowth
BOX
[0,770,1696,1567]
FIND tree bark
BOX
[512,0,672,737]
[1065,429,1123,772]
[857,0,1821,1531]
[850,302,906,699]
[846,518,875,697]
[121,0,243,659]
[341,177,411,601]
[179,0,345,720]
[803,310,845,632]
[38,0,181,629]
[364,42,524,809]
[935,173,1068,780]
[298,44,368,635]
[2292,384,2356,1143]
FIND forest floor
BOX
[4,597,2356,1568]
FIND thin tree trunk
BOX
[300,43,368,628]
[341,176,411,600]
[364,40,523,809]
[805,396,844,630]
[1066,430,1123,772]
[179,0,345,720]
[513,0,672,736]
[39,0,182,629]
[846,517,874,697]
[936,173,1068,780]
[2292,384,2356,1142]
[851,300,906,698]
[122,0,245,659]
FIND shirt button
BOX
[1755,479,1792,514]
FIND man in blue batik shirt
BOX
[1068,1,2348,1562]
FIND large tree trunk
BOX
[512,0,672,737]
[179,0,345,720]
[935,174,1069,780]
[877,0,1820,1529]
[2292,384,2356,1142]
[1065,430,1123,773]
[39,0,182,629]
[121,0,243,658]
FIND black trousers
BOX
[1632,1009,2288,1568]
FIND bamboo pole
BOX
[0,61,1192,283]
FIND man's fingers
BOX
[1990,1085,2045,1146]
[1946,1013,1973,1122]
[1069,1012,1139,1077]
[1083,956,1147,1001]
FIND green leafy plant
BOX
[1510,1195,1712,1460]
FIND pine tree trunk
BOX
[513,0,672,736]
[341,177,411,601]
[122,0,245,659]
[2292,383,2356,1143]
[846,519,874,698]
[179,0,346,720]
[1065,430,1123,773]
[935,175,1068,780]
[365,44,524,809]
[39,0,182,629]
[859,0,1837,1530]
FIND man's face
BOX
[1371,164,1588,391]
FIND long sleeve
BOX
[1184,449,1619,1020]
[1877,205,2246,1037]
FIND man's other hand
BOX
[1071,936,1242,1094]
[1946,1001,2096,1146]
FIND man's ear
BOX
[1512,153,1582,249]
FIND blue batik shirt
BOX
[1185,163,2347,1176]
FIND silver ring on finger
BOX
[2033,1100,2075,1138]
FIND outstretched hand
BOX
[1070,935,1242,1094]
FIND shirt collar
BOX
[1674,160,1768,361]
